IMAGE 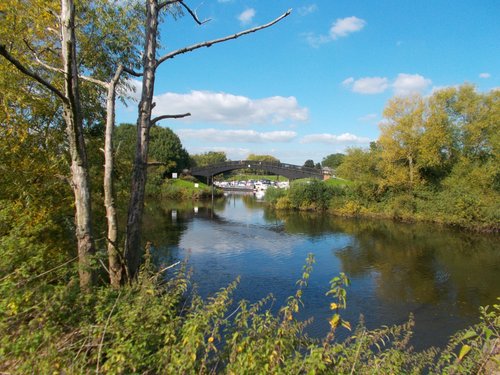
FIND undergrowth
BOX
[1,254,499,374]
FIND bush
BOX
[288,180,338,211]
[1,255,498,374]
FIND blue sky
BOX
[116,0,499,165]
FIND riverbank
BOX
[156,178,224,200]
[266,180,500,233]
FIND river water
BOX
[143,193,500,350]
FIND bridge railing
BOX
[192,160,321,174]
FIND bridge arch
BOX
[190,160,323,181]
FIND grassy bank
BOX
[157,178,223,200]
[266,179,500,233]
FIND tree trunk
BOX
[104,67,124,287]
[408,154,414,187]
[124,0,159,279]
[61,0,96,290]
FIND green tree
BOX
[303,159,315,168]
[379,95,425,189]
[322,153,345,169]
[190,151,228,167]
[247,154,280,163]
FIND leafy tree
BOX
[247,154,280,163]
[0,0,99,289]
[336,147,380,183]
[190,151,228,167]
[379,95,425,189]
[303,159,315,168]
[322,153,345,169]
[115,123,189,176]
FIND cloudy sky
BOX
[117,0,499,165]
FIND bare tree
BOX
[0,0,96,291]
[124,0,291,278]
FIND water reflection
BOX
[142,193,500,349]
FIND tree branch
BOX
[151,112,191,125]
[0,44,67,102]
[25,39,110,89]
[158,0,181,11]
[122,66,142,77]
[156,9,292,67]
[178,1,210,25]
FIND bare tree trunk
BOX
[408,154,414,187]
[104,66,124,287]
[124,0,159,279]
[123,1,291,280]
[61,0,96,290]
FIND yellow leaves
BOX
[330,302,338,310]
[458,344,472,361]
[208,336,214,343]
[7,301,18,315]
[329,314,340,329]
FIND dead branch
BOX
[123,66,142,77]
[178,1,210,25]
[156,9,292,67]
[151,112,191,125]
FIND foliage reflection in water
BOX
[143,193,500,349]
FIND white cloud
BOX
[304,16,366,47]
[342,74,432,96]
[300,133,370,145]
[342,77,355,86]
[392,73,432,96]
[150,90,308,126]
[330,16,366,39]
[120,78,142,101]
[298,4,318,16]
[479,72,491,79]
[358,113,378,122]
[178,129,297,143]
[238,8,255,25]
[343,76,389,94]
[302,32,331,48]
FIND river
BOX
[143,193,500,350]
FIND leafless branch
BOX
[123,66,142,77]
[0,44,67,102]
[159,261,181,273]
[178,1,210,25]
[156,9,292,67]
[151,112,191,125]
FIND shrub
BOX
[1,254,499,373]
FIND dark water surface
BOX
[143,193,500,350]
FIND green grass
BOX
[160,178,222,200]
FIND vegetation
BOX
[268,86,499,232]
[158,178,223,200]
[322,153,346,170]
[1,253,499,373]
[190,151,228,167]
[1,0,498,372]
